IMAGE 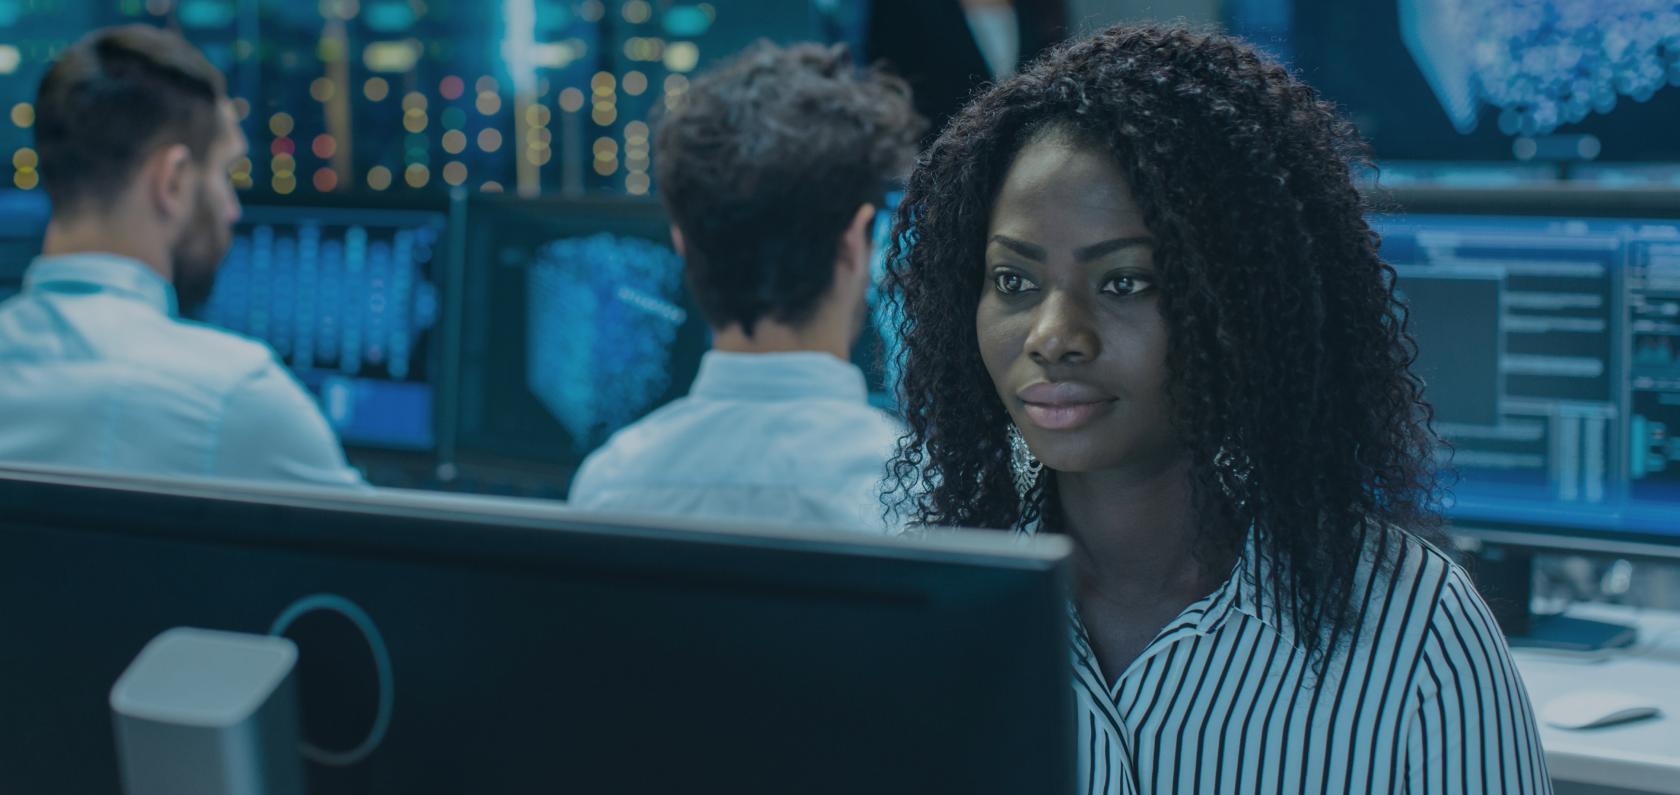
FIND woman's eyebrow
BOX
[989,234,1046,261]
[1073,236,1153,262]
[987,234,1154,263]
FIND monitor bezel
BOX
[0,462,1072,572]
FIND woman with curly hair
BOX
[884,24,1549,794]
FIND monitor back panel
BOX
[0,473,1074,794]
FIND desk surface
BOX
[1513,603,1680,794]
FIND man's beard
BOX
[169,185,232,317]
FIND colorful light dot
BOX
[439,75,465,101]
[312,167,338,192]
[559,88,585,113]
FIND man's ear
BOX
[669,223,686,257]
[838,202,876,277]
[144,143,194,222]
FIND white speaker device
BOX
[110,627,305,795]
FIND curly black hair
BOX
[884,24,1441,663]
[655,41,923,335]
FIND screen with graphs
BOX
[1377,210,1680,536]
[194,202,448,450]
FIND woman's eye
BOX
[1101,274,1155,297]
[993,271,1034,295]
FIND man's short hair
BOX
[34,24,228,212]
[655,41,923,335]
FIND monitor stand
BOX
[1468,543,1639,653]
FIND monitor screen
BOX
[193,200,450,451]
[456,195,903,478]
[0,467,1076,794]
[1374,199,1680,540]
[1229,0,1680,162]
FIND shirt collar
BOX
[688,350,870,404]
[23,252,179,317]
[1023,517,1298,646]
[1224,528,1296,643]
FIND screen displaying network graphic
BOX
[1244,0,1680,161]
[195,204,447,450]
[525,232,690,451]
[456,197,710,472]
[1401,0,1679,139]
[457,195,905,477]
[1376,208,1680,538]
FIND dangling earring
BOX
[1007,423,1043,500]
[1214,443,1251,500]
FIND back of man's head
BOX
[655,41,922,337]
[34,24,227,216]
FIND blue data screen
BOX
[196,205,447,450]
[1377,212,1680,537]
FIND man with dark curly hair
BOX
[884,23,1548,794]
[568,41,923,532]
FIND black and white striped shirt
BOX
[1045,528,1551,794]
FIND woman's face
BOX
[976,132,1182,477]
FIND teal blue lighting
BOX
[663,5,710,37]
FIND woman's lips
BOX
[1017,382,1117,431]
[1021,400,1114,430]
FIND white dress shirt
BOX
[568,350,902,533]
[0,252,362,486]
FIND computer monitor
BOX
[0,189,50,303]
[1230,1,1680,162]
[455,195,902,483]
[193,194,453,452]
[1376,185,1680,643]
[0,466,1076,794]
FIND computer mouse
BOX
[1541,690,1663,730]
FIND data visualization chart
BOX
[197,205,447,450]
[1378,203,1680,538]
[455,196,708,474]
[1240,0,1680,161]
[524,232,688,451]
